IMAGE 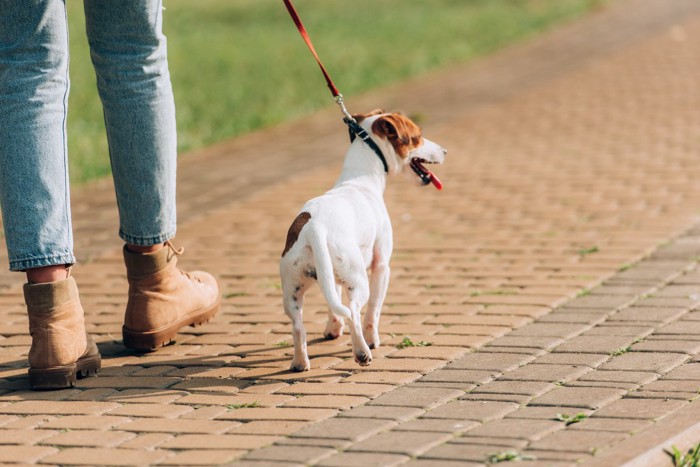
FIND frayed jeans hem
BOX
[10,253,76,272]
[119,229,175,247]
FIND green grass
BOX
[487,450,536,463]
[555,412,588,426]
[65,0,606,184]
[668,443,700,467]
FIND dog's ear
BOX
[372,114,422,158]
[352,109,385,123]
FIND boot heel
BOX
[29,352,101,390]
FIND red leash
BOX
[282,0,340,98]
[282,0,443,189]
[282,0,353,122]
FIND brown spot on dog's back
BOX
[282,212,311,257]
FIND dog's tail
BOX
[308,229,352,320]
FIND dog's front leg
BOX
[364,256,390,349]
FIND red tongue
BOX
[430,172,443,190]
[412,159,443,191]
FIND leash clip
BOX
[335,94,354,122]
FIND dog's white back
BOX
[280,110,446,371]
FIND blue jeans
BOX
[0,0,177,271]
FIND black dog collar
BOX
[344,117,389,173]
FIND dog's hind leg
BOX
[323,284,345,340]
[344,273,373,366]
[364,253,391,349]
[282,280,311,372]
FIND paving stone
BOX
[499,364,591,383]
[289,417,397,441]
[158,449,245,465]
[242,445,336,464]
[274,382,395,398]
[462,418,562,441]
[630,339,700,354]
[563,295,635,310]
[41,448,172,466]
[423,400,520,422]
[393,418,479,433]
[41,415,133,430]
[567,417,653,433]
[0,428,60,445]
[367,386,463,409]
[118,433,175,450]
[38,429,136,448]
[592,397,688,420]
[0,445,59,464]
[337,405,424,421]
[484,336,565,350]
[446,352,535,371]
[119,418,240,434]
[468,381,555,397]
[274,437,352,449]
[532,353,608,367]
[176,393,288,408]
[219,407,338,422]
[332,358,444,373]
[460,393,532,404]
[228,420,310,435]
[0,401,120,416]
[529,429,629,452]
[582,325,655,337]
[160,434,278,450]
[640,379,700,393]
[553,335,640,354]
[346,431,454,456]
[575,370,658,385]
[419,441,516,463]
[418,369,495,386]
[529,387,626,410]
[507,323,590,338]
[395,460,484,467]
[107,403,193,419]
[282,395,369,409]
[342,371,422,385]
[608,307,687,323]
[317,452,410,467]
[599,352,688,373]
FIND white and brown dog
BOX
[279,109,446,371]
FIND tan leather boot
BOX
[122,242,220,351]
[25,276,101,390]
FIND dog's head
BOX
[353,109,446,189]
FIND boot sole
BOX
[121,297,221,351]
[29,352,101,390]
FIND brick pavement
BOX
[2,0,700,464]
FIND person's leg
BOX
[0,0,100,390]
[83,0,177,245]
[84,0,220,350]
[0,0,75,273]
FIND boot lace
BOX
[165,240,203,284]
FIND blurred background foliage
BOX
[66,0,606,184]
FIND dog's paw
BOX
[363,329,381,349]
[354,351,372,367]
[323,319,345,340]
[290,359,311,372]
